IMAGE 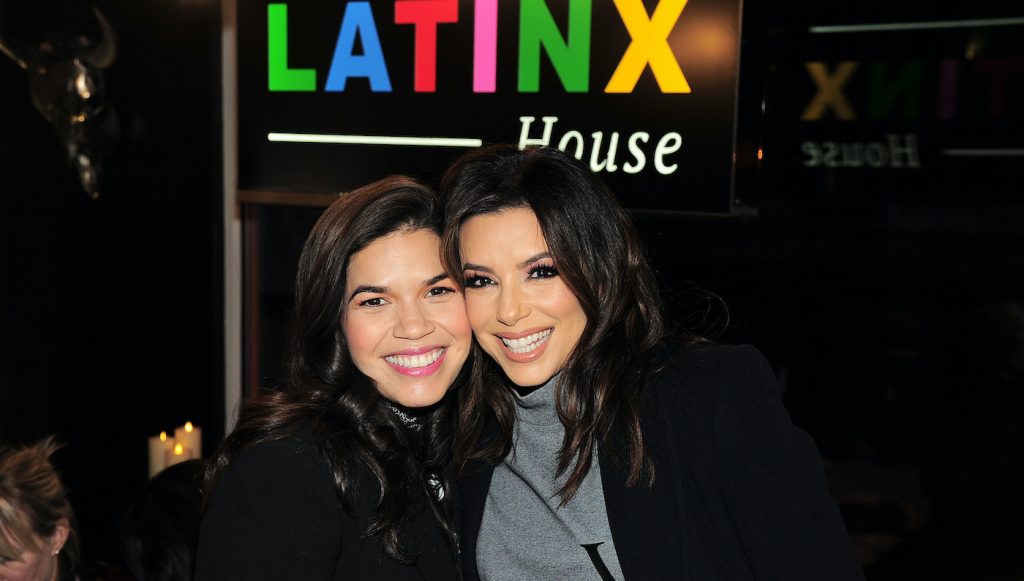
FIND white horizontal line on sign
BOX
[268,132,483,148]
[942,149,1024,157]
[810,17,1024,33]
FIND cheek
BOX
[550,283,586,324]
[435,300,473,345]
[342,313,381,359]
[451,311,473,345]
[463,294,492,334]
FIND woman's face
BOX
[0,525,66,581]
[459,207,587,388]
[0,546,54,581]
[342,228,472,407]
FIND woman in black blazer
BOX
[439,145,866,580]
[195,177,472,580]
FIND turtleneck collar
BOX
[513,373,563,427]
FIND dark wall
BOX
[706,1,1023,577]
[0,0,222,567]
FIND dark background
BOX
[2,0,1022,579]
[0,0,223,573]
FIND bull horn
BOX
[82,6,116,69]
[0,33,30,70]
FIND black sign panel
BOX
[237,0,743,213]
[762,4,1023,209]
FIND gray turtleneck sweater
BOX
[476,377,624,581]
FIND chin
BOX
[500,367,556,389]
[391,386,449,408]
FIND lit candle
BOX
[174,421,203,459]
[147,431,174,478]
[165,441,190,467]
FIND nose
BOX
[393,301,434,340]
[496,282,529,326]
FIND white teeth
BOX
[500,329,552,354]
[385,348,444,368]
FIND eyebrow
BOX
[349,285,386,301]
[348,273,450,301]
[463,252,551,273]
[424,273,450,286]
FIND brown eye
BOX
[527,265,558,279]
[463,273,495,288]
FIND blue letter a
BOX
[326,2,392,92]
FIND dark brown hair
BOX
[440,145,681,501]
[205,176,458,563]
[0,437,79,578]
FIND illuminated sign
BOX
[237,0,744,213]
[266,0,692,94]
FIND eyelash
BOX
[463,273,494,288]
[463,262,558,288]
[356,286,455,307]
[527,263,558,279]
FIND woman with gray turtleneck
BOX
[440,145,865,581]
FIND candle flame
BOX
[174,443,184,456]
[160,431,167,441]
[185,421,194,433]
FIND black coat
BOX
[458,344,865,580]
[194,432,459,581]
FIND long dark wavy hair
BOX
[204,176,459,563]
[440,145,696,502]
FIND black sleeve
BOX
[713,345,865,581]
[194,438,344,581]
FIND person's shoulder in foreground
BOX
[637,340,867,581]
[640,341,800,415]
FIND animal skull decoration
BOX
[0,7,118,199]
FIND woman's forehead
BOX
[0,521,38,559]
[459,209,549,260]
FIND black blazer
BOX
[194,432,458,581]
[458,344,865,580]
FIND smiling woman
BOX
[459,209,587,388]
[440,145,865,581]
[343,228,471,408]
[195,177,469,580]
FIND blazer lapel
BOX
[457,457,495,581]
[600,423,687,580]
[401,480,460,581]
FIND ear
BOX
[48,519,69,555]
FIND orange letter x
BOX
[605,0,690,93]
[801,61,859,120]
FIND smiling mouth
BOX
[500,329,552,354]
[384,348,446,369]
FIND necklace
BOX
[384,400,423,431]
